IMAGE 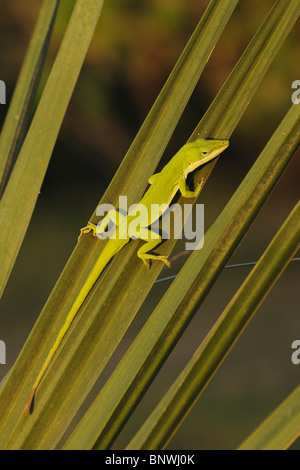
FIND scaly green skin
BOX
[25,138,229,415]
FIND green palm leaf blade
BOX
[0,0,59,196]
[238,384,300,450]
[0,0,105,299]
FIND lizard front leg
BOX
[79,210,127,240]
[179,174,204,198]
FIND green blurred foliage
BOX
[0,0,299,449]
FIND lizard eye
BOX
[202,151,208,155]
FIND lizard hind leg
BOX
[136,228,171,269]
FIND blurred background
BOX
[0,0,299,449]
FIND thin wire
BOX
[154,257,300,284]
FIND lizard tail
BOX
[25,388,36,416]
[25,238,128,415]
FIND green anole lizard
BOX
[25,138,229,415]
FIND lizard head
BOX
[183,138,229,173]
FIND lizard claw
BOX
[78,222,97,241]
